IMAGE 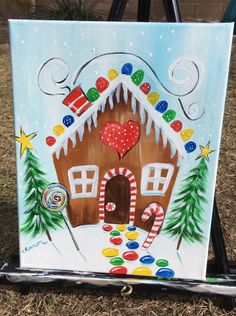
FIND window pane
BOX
[75,184,83,194]
[147,182,154,191]
[73,171,82,179]
[157,182,164,192]
[149,169,155,177]
[87,170,95,179]
[161,168,169,177]
[86,183,93,193]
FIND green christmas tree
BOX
[164,142,215,250]
[16,128,64,241]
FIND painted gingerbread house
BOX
[47,61,196,234]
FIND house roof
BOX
[50,72,188,166]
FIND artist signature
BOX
[21,240,48,253]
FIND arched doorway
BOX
[104,175,130,224]
[98,167,137,225]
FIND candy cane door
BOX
[104,175,130,224]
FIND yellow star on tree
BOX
[15,127,37,157]
[196,141,215,161]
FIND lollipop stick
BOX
[60,212,87,261]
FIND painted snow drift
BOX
[9,20,233,281]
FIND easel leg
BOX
[162,0,182,22]
[137,0,151,22]
[211,198,235,310]
[107,0,128,21]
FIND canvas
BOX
[9,20,233,281]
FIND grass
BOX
[23,0,103,21]
[0,22,235,315]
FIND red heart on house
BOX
[100,120,140,159]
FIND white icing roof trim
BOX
[51,74,186,161]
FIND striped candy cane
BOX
[141,202,165,249]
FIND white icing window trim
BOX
[141,163,174,196]
[68,165,99,199]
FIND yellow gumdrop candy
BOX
[126,231,139,240]
[147,92,160,105]
[108,69,119,81]
[53,124,65,137]
[132,266,153,276]
[180,128,194,141]
[102,248,119,257]
[116,224,126,232]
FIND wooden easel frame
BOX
[0,0,235,311]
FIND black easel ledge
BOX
[1,0,235,311]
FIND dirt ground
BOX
[0,21,235,315]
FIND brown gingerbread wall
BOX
[53,90,180,232]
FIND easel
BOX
[0,0,235,311]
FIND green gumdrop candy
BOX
[156,259,169,267]
[131,70,144,86]
[86,87,100,102]
[110,257,124,266]
[163,110,176,123]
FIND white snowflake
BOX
[141,31,145,36]
[64,42,68,46]
[149,52,153,57]
[21,40,24,44]
[167,48,171,52]
[171,29,175,34]
[159,35,163,39]
[92,48,96,53]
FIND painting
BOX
[9,20,234,280]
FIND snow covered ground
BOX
[20,219,208,281]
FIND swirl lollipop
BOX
[42,183,69,212]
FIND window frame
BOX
[68,165,99,199]
[141,163,174,196]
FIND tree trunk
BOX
[176,234,182,250]
[45,229,52,242]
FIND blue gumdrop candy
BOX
[121,63,133,75]
[155,100,168,113]
[185,141,197,153]
[126,241,139,250]
[140,255,155,264]
[127,226,136,231]
[155,268,175,278]
[63,115,75,127]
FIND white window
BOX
[68,165,99,199]
[141,163,174,196]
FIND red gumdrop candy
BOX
[96,77,109,93]
[46,136,56,146]
[110,236,123,245]
[103,224,113,232]
[140,82,151,95]
[122,251,139,261]
[170,120,183,132]
[109,266,127,274]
